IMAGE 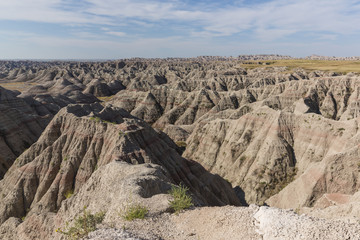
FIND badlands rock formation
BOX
[0,103,239,239]
[0,59,360,239]
[0,86,51,179]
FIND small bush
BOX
[89,117,101,123]
[56,206,105,240]
[175,141,187,148]
[103,120,116,124]
[122,203,148,221]
[64,189,74,199]
[168,184,193,213]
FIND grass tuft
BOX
[175,141,187,148]
[56,206,105,240]
[64,189,74,199]
[168,184,193,214]
[121,203,148,221]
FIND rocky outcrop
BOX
[2,59,360,238]
[0,86,51,179]
[184,81,360,204]
[74,205,360,240]
[0,103,240,239]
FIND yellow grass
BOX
[240,60,360,74]
[0,82,36,92]
[97,95,115,102]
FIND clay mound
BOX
[162,124,193,142]
[23,78,99,104]
[267,146,360,209]
[110,87,246,128]
[0,103,240,239]
[302,190,360,221]
[0,86,51,179]
[0,161,173,239]
[83,79,123,97]
[2,59,360,216]
[184,102,360,205]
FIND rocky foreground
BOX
[86,205,360,240]
[0,59,360,239]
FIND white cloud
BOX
[0,0,111,24]
[0,0,360,42]
[105,31,126,37]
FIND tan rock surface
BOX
[0,103,240,239]
[1,60,360,239]
[0,86,51,178]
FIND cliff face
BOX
[0,103,240,239]
[0,86,52,179]
[183,75,360,205]
[1,60,360,239]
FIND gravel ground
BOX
[254,206,360,240]
[87,205,360,240]
[86,229,144,240]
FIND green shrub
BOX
[56,206,105,240]
[64,189,74,199]
[168,184,193,213]
[89,117,101,122]
[175,141,187,148]
[103,120,116,124]
[121,203,148,221]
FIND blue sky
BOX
[1,0,360,59]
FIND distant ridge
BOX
[1,54,360,63]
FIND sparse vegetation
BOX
[97,95,115,102]
[168,184,193,213]
[64,189,74,199]
[241,59,360,73]
[89,116,101,122]
[56,206,105,240]
[89,116,116,124]
[175,141,187,148]
[103,120,116,124]
[121,203,149,221]
[119,130,127,136]
[0,82,36,91]
[260,167,298,199]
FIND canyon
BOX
[0,58,360,239]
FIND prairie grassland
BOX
[97,95,115,102]
[0,82,36,92]
[241,60,360,74]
